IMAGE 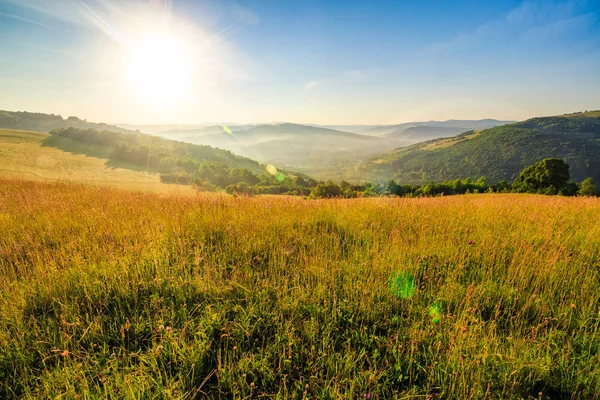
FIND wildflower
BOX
[468,240,475,245]
[364,393,372,399]
[61,349,69,357]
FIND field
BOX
[0,129,194,195]
[1,179,600,399]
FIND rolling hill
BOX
[0,110,139,135]
[0,128,195,194]
[355,111,600,184]
[158,123,400,169]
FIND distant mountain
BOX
[119,124,258,135]
[354,111,600,184]
[354,119,514,139]
[160,125,257,137]
[306,124,374,134]
[158,123,401,169]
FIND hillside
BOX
[43,126,262,173]
[357,111,600,184]
[383,125,476,142]
[159,123,399,168]
[0,110,138,135]
[38,127,323,195]
[0,128,194,194]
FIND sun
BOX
[125,32,193,106]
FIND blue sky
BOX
[0,0,599,124]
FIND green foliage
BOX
[512,158,571,194]
[310,181,344,198]
[579,178,597,196]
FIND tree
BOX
[386,179,402,196]
[493,180,510,193]
[579,178,597,196]
[310,181,343,199]
[512,158,570,194]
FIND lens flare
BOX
[276,173,285,182]
[428,304,441,323]
[222,125,232,135]
[388,272,416,299]
[266,164,277,175]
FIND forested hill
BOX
[42,127,319,194]
[357,111,600,184]
[44,126,262,173]
[0,110,137,134]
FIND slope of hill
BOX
[0,110,138,135]
[160,123,400,168]
[42,127,264,174]
[383,125,473,142]
[356,111,600,184]
[0,128,194,194]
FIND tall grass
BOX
[1,178,600,399]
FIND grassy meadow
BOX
[1,178,600,398]
[0,129,195,195]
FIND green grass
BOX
[1,178,600,398]
[0,128,195,194]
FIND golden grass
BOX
[1,178,600,398]
[0,128,195,195]
[421,131,481,151]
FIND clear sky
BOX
[0,0,599,125]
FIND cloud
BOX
[2,0,84,26]
[231,4,258,25]
[304,81,320,91]
[0,10,50,28]
[524,13,594,39]
[418,0,596,58]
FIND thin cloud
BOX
[2,0,83,25]
[0,10,50,28]
[418,0,596,58]
[524,13,594,39]
[304,81,320,91]
[231,4,259,25]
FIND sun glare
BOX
[125,33,193,106]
